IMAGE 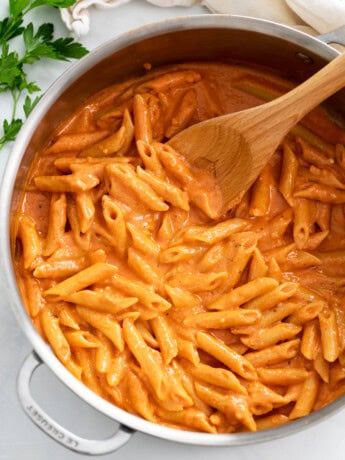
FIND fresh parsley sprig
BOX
[0,0,88,150]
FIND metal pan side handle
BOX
[318,25,345,46]
[17,352,134,455]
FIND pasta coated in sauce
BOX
[14,62,345,433]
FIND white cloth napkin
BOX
[60,0,345,36]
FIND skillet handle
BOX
[318,25,345,46]
[17,352,134,455]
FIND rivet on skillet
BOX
[296,51,314,64]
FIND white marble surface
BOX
[1,2,345,459]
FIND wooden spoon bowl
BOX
[169,51,345,210]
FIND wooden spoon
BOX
[169,52,345,209]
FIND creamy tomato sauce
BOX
[14,62,345,433]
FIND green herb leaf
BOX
[50,37,89,60]
[22,22,88,64]
[29,0,76,11]
[25,81,41,93]
[0,16,24,42]
[0,43,22,88]
[35,22,54,42]
[9,0,31,18]
[0,0,88,151]
[10,0,76,17]
[22,23,58,63]
[23,94,41,117]
[0,118,23,147]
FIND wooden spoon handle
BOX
[245,51,345,144]
[270,53,345,123]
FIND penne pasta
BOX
[137,165,189,211]
[182,218,249,244]
[244,282,298,311]
[195,382,256,432]
[249,164,274,217]
[136,70,201,93]
[289,372,320,419]
[106,351,127,387]
[106,163,169,211]
[44,262,118,300]
[18,215,42,270]
[313,352,330,383]
[199,243,226,272]
[247,381,288,415]
[222,232,257,291]
[245,339,301,367]
[248,248,268,281]
[150,316,178,365]
[75,191,95,234]
[46,130,108,154]
[257,367,309,386]
[255,414,289,431]
[259,301,300,328]
[184,361,247,395]
[74,348,104,396]
[93,331,113,373]
[293,199,312,249]
[80,123,126,158]
[123,319,191,407]
[76,306,124,351]
[319,307,340,362]
[196,331,257,381]
[128,247,162,288]
[22,276,46,318]
[133,94,153,144]
[166,271,227,292]
[43,193,67,257]
[34,172,99,193]
[64,330,99,349]
[40,305,71,364]
[58,305,81,330]
[136,140,165,177]
[15,61,345,434]
[207,277,278,310]
[127,371,156,422]
[159,244,204,264]
[65,289,137,314]
[184,309,261,329]
[294,183,345,203]
[127,222,160,257]
[175,337,200,366]
[110,274,171,311]
[301,320,320,360]
[102,195,128,257]
[297,136,335,167]
[164,284,201,309]
[241,323,302,350]
[279,142,299,206]
[288,301,325,325]
[157,406,216,434]
[33,258,87,279]
[67,197,91,251]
